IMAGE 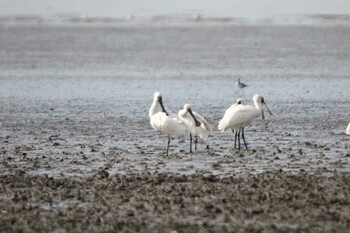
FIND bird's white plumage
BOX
[178,104,212,141]
[150,112,186,136]
[149,92,162,118]
[149,92,186,137]
[223,98,246,116]
[218,95,263,132]
[192,111,212,140]
[346,122,350,135]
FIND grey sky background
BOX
[0,0,349,19]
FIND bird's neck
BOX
[253,99,263,116]
[178,109,187,119]
[149,100,160,118]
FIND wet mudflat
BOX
[0,23,350,232]
[0,95,349,233]
[1,171,350,233]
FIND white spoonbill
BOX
[222,98,246,148]
[346,122,350,135]
[149,92,187,156]
[178,104,212,153]
[218,94,273,150]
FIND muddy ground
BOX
[0,96,349,233]
[0,171,349,233]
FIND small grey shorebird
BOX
[236,79,248,89]
[235,79,248,96]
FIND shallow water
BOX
[1,24,350,100]
[0,23,349,178]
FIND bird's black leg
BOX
[237,130,241,150]
[194,135,198,152]
[189,133,193,153]
[241,128,249,150]
[234,130,237,149]
[166,135,171,156]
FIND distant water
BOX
[0,23,349,104]
[1,0,350,24]
[1,13,350,26]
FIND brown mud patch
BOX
[1,172,350,233]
